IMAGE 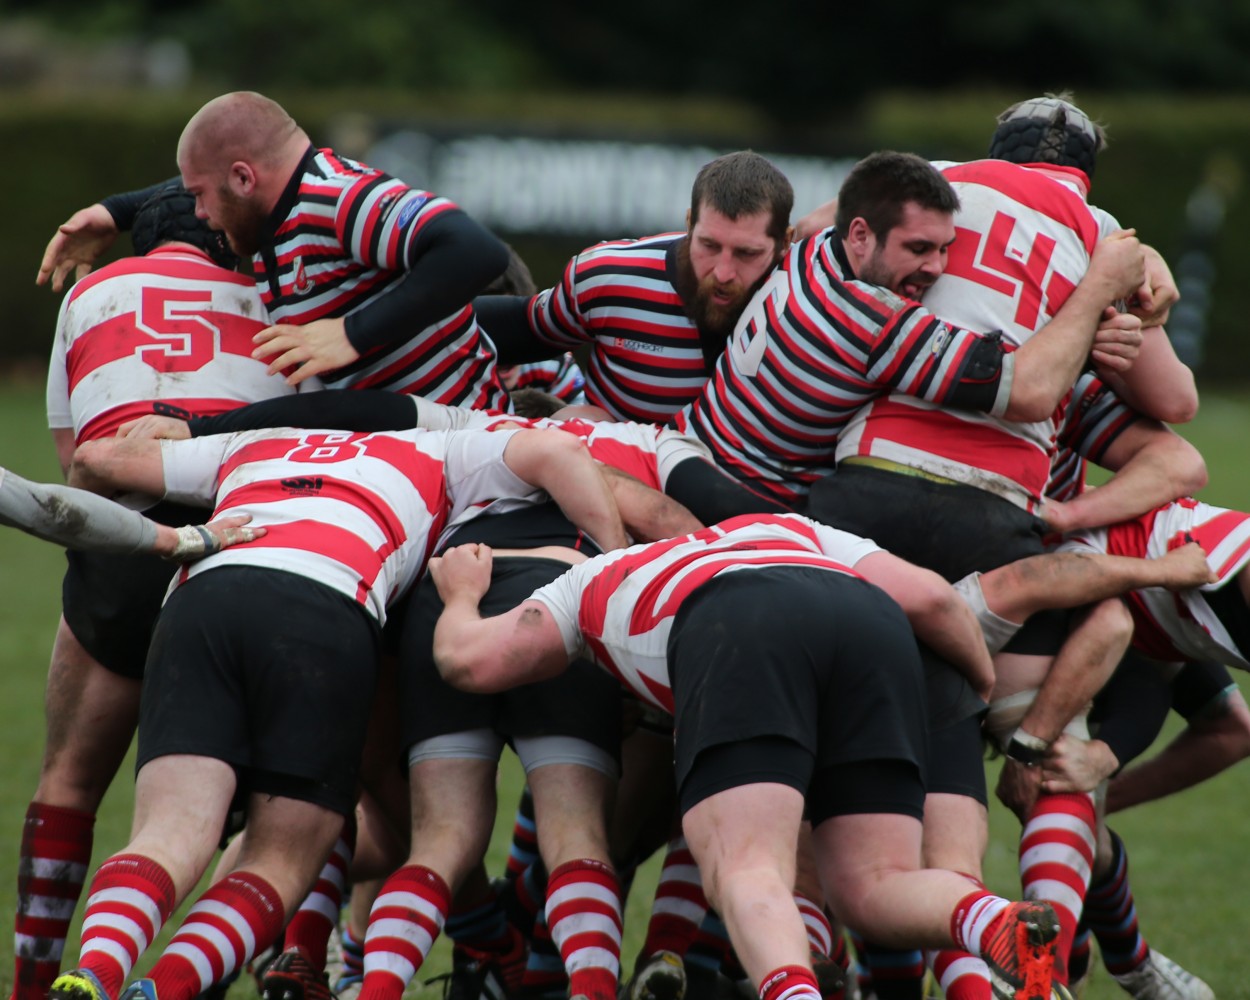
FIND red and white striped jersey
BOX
[160,426,536,625]
[835,160,1120,510]
[671,231,1012,503]
[47,246,299,443]
[527,233,712,422]
[1060,498,1250,667]
[415,403,709,493]
[257,147,507,409]
[529,513,881,712]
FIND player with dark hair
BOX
[9,187,303,1000]
[425,515,1066,1000]
[44,418,627,1000]
[475,150,795,424]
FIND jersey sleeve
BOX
[528,562,593,660]
[46,296,72,430]
[1055,372,1144,467]
[809,521,883,566]
[160,435,233,506]
[441,428,542,519]
[526,250,595,349]
[335,173,460,271]
[860,293,1014,417]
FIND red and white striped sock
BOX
[358,866,450,1000]
[546,859,622,1000]
[640,837,707,959]
[12,803,95,1000]
[950,890,1010,958]
[927,949,990,1000]
[1019,792,1096,983]
[793,893,833,959]
[148,871,285,1000]
[76,853,177,997]
[759,965,822,1000]
[283,823,355,970]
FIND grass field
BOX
[1,375,1247,1000]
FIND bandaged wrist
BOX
[166,524,220,561]
[1005,728,1051,766]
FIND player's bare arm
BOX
[68,437,167,498]
[118,415,193,441]
[503,429,630,551]
[36,203,119,291]
[1004,230,1145,422]
[854,550,995,701]
[430,543,570,692]
[598,464,703,541]
[977,544,1216,626]
[1095,323,1199,425]
[252,318,360,386]
[1039,422,1206,535]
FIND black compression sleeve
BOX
[101,179,179,230]
[343,209,509,355]
[473,295,562,365]
[187,390,419,436]
[664,456,793,524]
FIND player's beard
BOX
[214,185,267,258]
[675,239,769,344]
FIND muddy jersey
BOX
[529,513,882,712]
[835,160,1119,511]
[1061,498,1250,667]
[47,246,298,443]
[415,404,710,492]
[160,426,535,625]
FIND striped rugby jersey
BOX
[530,513,881,712]
[835,160,1120,511]
[48,245,299,455]
[1045,372,1144,503]
[671,231,1012,504]
[1060,498,1250,667]
[254,146,507,408]
[527,233,713,422]
[160,426,536,625]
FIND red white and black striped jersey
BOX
[1060,498,1250,667]
[529,513,882,712]
[256,146,507,408]
[671,231,1013,503]
[526,233,712,422]
[160,426,536,625]
[500,354,587,403]
[835,160,1120,510]
[47,247,300,445]
[1045,372,1144,503]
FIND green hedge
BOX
[5,89,1247,380]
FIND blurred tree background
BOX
[1,0,1248,375]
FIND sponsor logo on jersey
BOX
[280,476,324,494]
[291,257,314,295]
[611,337,665,354]
[396,194,431,230]
[929,322,953,355]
